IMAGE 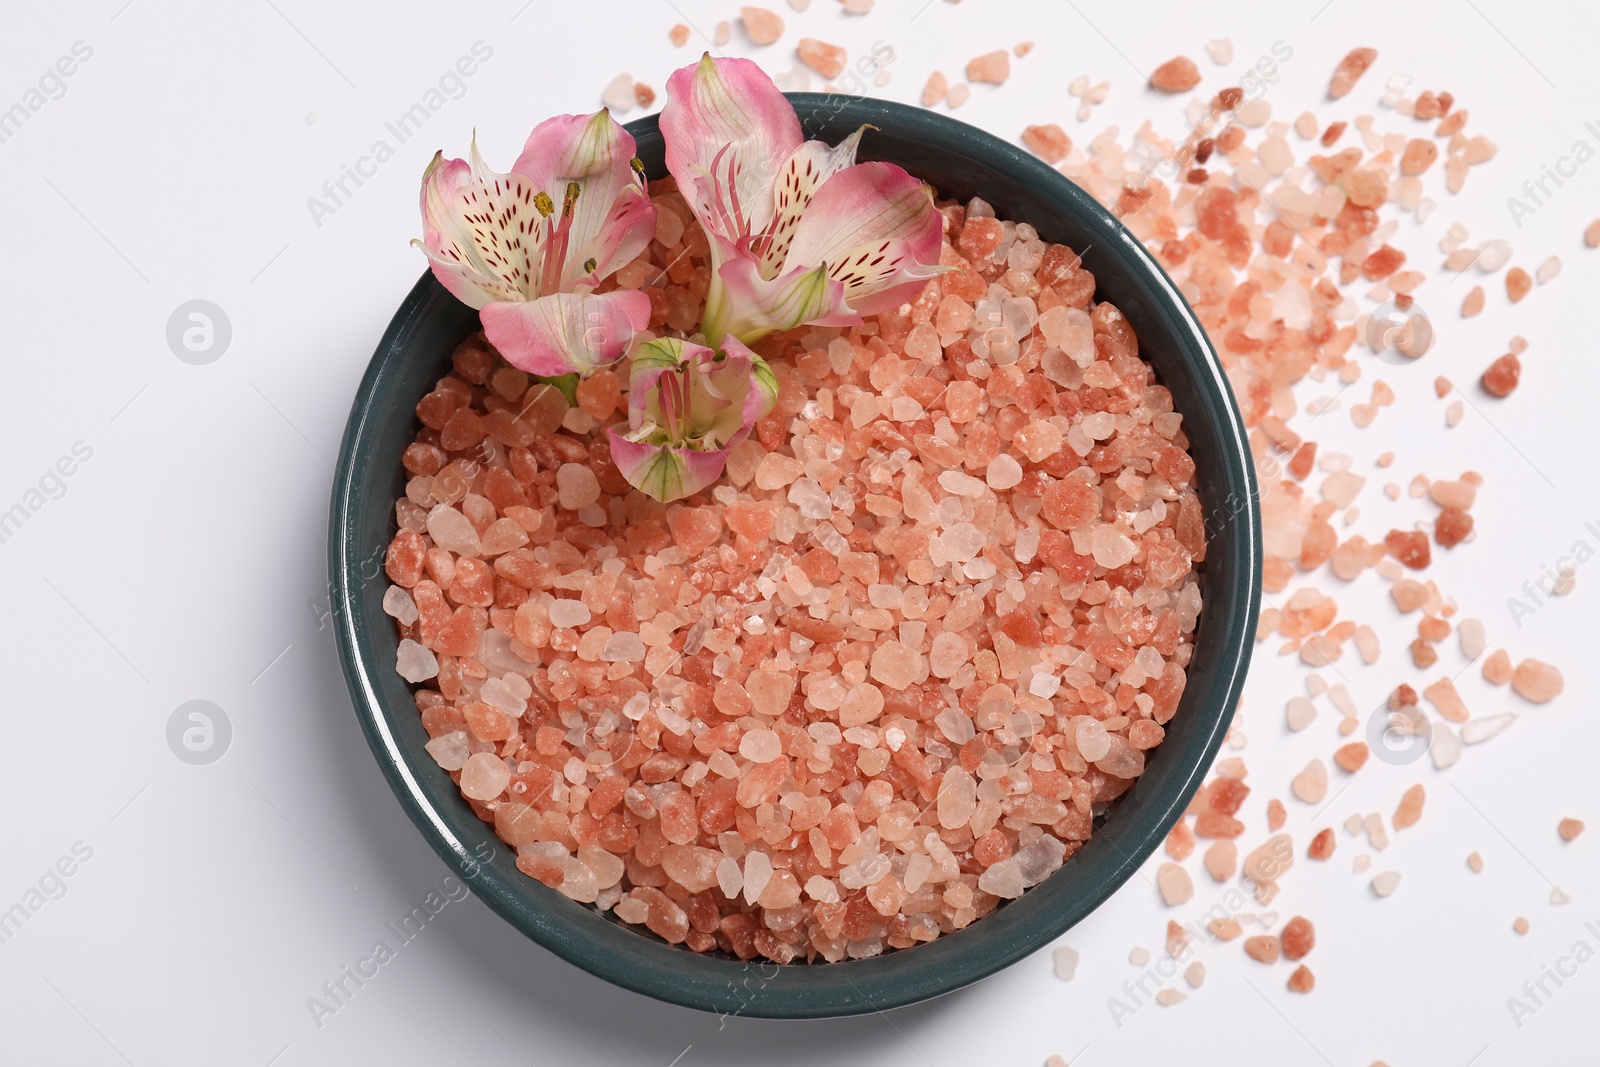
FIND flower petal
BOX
[783,161,946,315]
[481,289,649,377]
[706,257,853,344]
[511,111,655,290]
[607,429,729,504]
[754,126,866,279]
[661,54,802,248]
[415,139,545,308]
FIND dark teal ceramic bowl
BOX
[330,94,1261,1018]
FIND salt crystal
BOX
[1129,946,1151,966]
[1476,239,1512,272]
[938,471,987,497]
[1053,945,1080,980]
[426,504,481,556]
[978,857,1024,898]
[479,676,526,716]
[805,875,840,903]
[395,639,438,683]
[549,599,591,629]
[1156,988,1187,1006]
[556,464,600,510]
[937,766,978,828]
[869,641,921,690]
[1371,871,1402,897]
[940,523,985,562]
[1205,38,1233,64]
[424,730,469,771]
[1286,696,1317,731]
[600,73,634,112]
[1552,887,1571,905]
[1429,722,1462,769]
[986,454,1023,490]
[1462,713,1517,744]
[740,850,773,905]
[459,751,510,801]
[383,585,419,626]
[1291,759,1328,803]
[1157,864,1193,906]
[600,631,646,663]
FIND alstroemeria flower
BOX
[606,336,778,503]
[661,54,945,345]
[414,111,655,377]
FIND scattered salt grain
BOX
[1053,945,1080,981]
[1157,863,1194,906]
[601,73,635,112]
[1462,713,1517,744]
[1371,871,1402,897]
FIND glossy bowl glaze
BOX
[330,94,1261,1018]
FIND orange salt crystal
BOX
[1308,828,1336,860]
[1287,965,1316,993]
[796,38,846,78]
[1400,138,1438,175]
[1481,353,1521,397]
[1149,56,1201,93]
[966,49,1010,85]
[1586,219,1600,247]
[1166,817,1196,860]
[740,6,784,45]
[921,70,948,107]
[1392,784,1426,830]
[1022,123,1072,163]
[669,23,690,46]
[1435,507,1473,548]
[1483,649,1513,685]
[1384,529,1431,570]
[1334,742,1370,773]
[1505,266,1532,303]
[1281,916,1315,960]
[1329,47,1378,99]
[1559,818,1585,841]
[634,82,656,109]
[1244,935,1281,963]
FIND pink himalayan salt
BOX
[1483,649,1513,685]
[1511,658,1564,702]
[740,6,783,44]
[967,50,1010,85]
[796,38,846,78]
[388,186,1202,964]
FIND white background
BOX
[2,1,1597,1063]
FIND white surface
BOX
[2,1,1597,1064]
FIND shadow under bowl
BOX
[330,93,1261,1019]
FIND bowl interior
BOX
[330,94,1260,1019]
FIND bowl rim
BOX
[330,92,1261,1019]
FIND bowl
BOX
[329,93,1261,1018]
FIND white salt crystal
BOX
[600,631,646,663]
[395,639,438,683]
[1053,945,1080,981]
[1371,871,1402,897]
[549,599,592,628]
[424,730,469,770]
[600,72,634,112]
[382,585,419,626]
[1462,713,1517,744]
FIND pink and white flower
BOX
[661,54,945,345]
[414,111,655,377]
[606,337,778,503]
